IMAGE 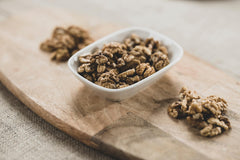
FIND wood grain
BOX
[0,7,240,160]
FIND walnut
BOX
[117,58,125,68]
[159,46,168,55]
[40,40,56,52]
[77,34,169,89]
[51,48,70,61]
[192,113,204,120]
[154,54,170,71]
[82,73,93,82]
[85,64,95,73]
[202,96,227,116]
[67,26,89,39]
[188,100,203,114]
[136,63,155,78]
[122,59,141,71]
[168,87,231,137]
[138,56,147,63]
[97,65,106,73]
[145,38,155,50]
[126,75,140,85]
[117,83,129,88]
[186,116,208,129]
[123,53,135,63]
[179,87,200,101]
[207,117,229,131]
[130,46,151,56]
[77,63,94,73]
[219,115,231,129]
[145,38,162,52]
[200,124,222,137]
[151,51,163,63]
[168,101,186,119]
[52,27,67,38]
[59,34,75,49]
[102,42,127,57]
[96,55,108,64]
[77,65,85,73]
[106,58,117,69]
[40,25,93,62]
[118,68,135,80]
[95,69,120,89]
[143,65,155,78]
[79,56,91,64]
[136,63,148,76]
[129,46,151,63]
[124,34,143,49]
[98,69,119,83]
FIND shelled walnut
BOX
[168,87,231,137]
[77,34,170,89]
[40,26,93,62]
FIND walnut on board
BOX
[168,87,231,137]
[40,26,94,62]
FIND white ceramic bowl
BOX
[68,27,183,101]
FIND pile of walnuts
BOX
[40,26,93,61]
[168,87,231,137]
[77,34,170,89]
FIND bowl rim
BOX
[68,27,183,93]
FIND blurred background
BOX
[0,0,239,159]
[1,0,239,79]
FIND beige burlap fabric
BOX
[0,83,113,160]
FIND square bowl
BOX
[68,27,183,101]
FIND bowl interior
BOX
[68,27,183,91]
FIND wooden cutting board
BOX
[0,7,240,160]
